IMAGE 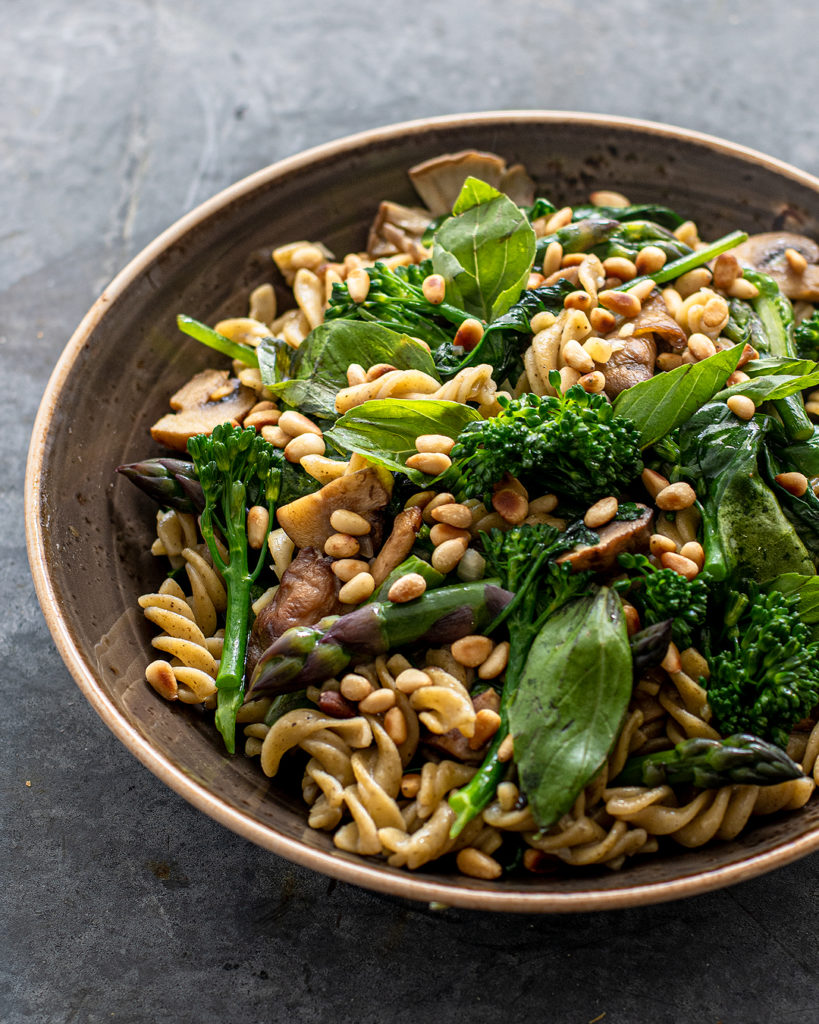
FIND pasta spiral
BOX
[334,364,501,417]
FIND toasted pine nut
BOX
[701,295,730,333]
[346,362,367,386]
[564,290,594,313]
[406,452,452,475]
[725,370,750,387]
[497,734,515,762]
[655,482,697,511]
[478,640,510,679]
[584,496,618,527]
[726,277,759,300]
[145,660,178,701]
[394,668,432,694]
[530,310,557,333]
[416,434,455,455]
[284,433,325,463]
[680,541,705,569]
[650,533,677,556]
[245,406,281,430]
[450,635,494,668]
[635,245,667,275]
[340,673,373,702]
[384,706,408,745]
[674,221,700,246]
[401,774,422,798]
[405,489,436,511]
[301,454,348,483]
[430,523,470,546]
[541,241,564,278]
[559,366,581,392]
[346,267,371,304]
[563,338,595,373]
[330,509,371,535]
[422,273,446,303]
[583,336,613,363]
[278,410,322,438]
[786,248,808,274]
[602,257,637,281]
[358,688,396,714]
[775,471,809,497]
[431,503,473,529]
[712,253,741,290]
[545,206,572,232]
[727,394,756,420]
[675,267,712,298]
[680,647,710,680]
[599,289,641,318]
[736,343,759,368]
[629,277,656,303]
[642,468,670,499]
[527,272,545,289]
[578,370,606,394]
[338,571,375,604]
[497,782,520,812]
[468,709,502,750]
[661,286,683,316]
[661,551,700,580]
[453,318,484,352]
[388,573,427,603]
[261,425,292,448]
[622,602,641,636]
[431,538,468,573]
[246,506,270,549]
[324,533,360,559]
[527,494,559,514]
[687,333,717,361]
[456,847,502,880]
[590,189,630,207]
[492,488,529,524]
[656,352,683,371]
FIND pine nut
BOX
[541,241,563,278]
[712,253,741,290]
[468,709,502,750]
[523,849,552,873]
[584,496,618,527]
[655,482,697,511]
[453,318,484,352]
[661,551,700,580]
[679,541,705,569]
[324,533,360,559]
[365,362,397,381]
[340,673,373,702]
[527,272,545,290]
[687,333,717,361]
[278,410,322,437]
[602,257,637,282]
[701,295,730,333]
[589,307,616,333]
[301,454,348,483]
[530,310,557,333]
[657,352,683,371]
[478,640,510,679]
[661,286,683,316]
[401,774,421,798]
[246,506,270,549]
[456,847,502,880]
[359,688,396,714]
[330,558,369,582]
[559,366,581,392]
[528,494,558,514]
[338,571,375,604]
[384,706,408,744]
[676,267,712,298]
[451,635,494,668]
[415,434,455,455]
[599,289,641,318]
[726,277,759,300]
[775,471,809,497]
[563,338,595,373]
[497,781,520,812]
[388,573,427,603]
[245,406,281,430]
[394,669,432,694]
[674,221,700,246]
[457,548,487,582]
[261,425,292,448]
[630,278,656,303]
[284,433,325,463]
[346,362,367,386]
[564,290,594,313]
[725,370,750,387]
[590,189,630,207]
[405,490,436,511]
[497,734,515,762]
[432,538,468,573]
[727,394,756,420]
[492,488,529,524]
[680,647,710,680]
[406,452,452,475]
[329,509,371,535]
[650,533,677,556]
[145,660,178,701]
[346,267,371,304]
[642,468,670,499]
[622,602,641,636]
[583,337,613,363]
[545,206,573,232]
[430,523,470,546]
[421,492,455,522]
[422,273,446,303]
[578,371,606,393]
[431,503,473,529]
[786,248,808,274]
[635,245,667,275]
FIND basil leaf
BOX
[613,344,744,448]
[326,399,481,483]
[256,335,293,384]
[717,372,819,404]
[433,177,536,323]
[508,587,632,830]
[744,356,819,378]
[263,321,438,419]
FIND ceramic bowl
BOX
[26,111,819,912]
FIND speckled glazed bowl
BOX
[26,112,819,912]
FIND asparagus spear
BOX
[116,457,204,512]
[613,733,804,789]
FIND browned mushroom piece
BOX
[408,150,535,215]
[367,201,432,260]
[630,291,688,351]
[557,504,653,573]
[597,335,657,399]
[245,547,342,679]
[369,506,423,586]
[150,369,256,452]
[732,231,819,300]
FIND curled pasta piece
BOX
[335,369,441,412]
[658,685,720,741]
[409,666,476,738]
[415,760,476,820]
[139,592,219,677]
[434,365,503,417]
[259,709,372,778]
[182,547,227,615]
[522,313,565,396]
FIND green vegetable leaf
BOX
[263,321,438,419]
[326,399,481,483]
[744,356,819,378]
[613,344,745,447]
[765,573,819,640]
[508,587,632,830]
[433,177,536,323]
[177,314,260,367]
[717,372,819,404]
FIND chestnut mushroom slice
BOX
[630,291,688,351]
[597,335,657,399]
[367,201,432,260]
[557,504,653,573]
[408,150,535,215]
[150,369,257,452]
[732,231,819,301]
[369,506,423,586]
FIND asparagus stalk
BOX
[117,457,205,512]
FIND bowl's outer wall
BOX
[30,114,819,910]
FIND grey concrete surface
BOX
[3,2,818,1022]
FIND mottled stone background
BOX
[3,2,818,1021]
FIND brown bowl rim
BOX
[25,110,819,912]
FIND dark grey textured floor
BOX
[3,2,819,1022]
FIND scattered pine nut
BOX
[589,307,616,333]
[680,541,705,569]
[661,641,683,674]
[583,336,613,363]
[578,370,606,394]
[661,551,700,581]
[478,640,510,679]
[246,506,270,549]
[727,394,756,420]
[330,509,371,535]
[726,277,759,300]
[650,533,677,556]
[340,673,373,702]
[415,434,456,455]
[655,482,697,511]
[642,468,670,499]
[261,425,292,448]
[456,847,502,880]
[394,669,432,694]
[775,471,809,497]
[584,496,618,528]
[388,573,427,603]
[602,257,637,282]
[431,538,468,573]
[468,709,502,750]
[634,245,667,275]
[331,558,370,582]
[338,571,376,604]
[431,503,473,529]
[346,267,371,304]
[384,706,408,744]
[406,452,452,475]
[622,602,641,636]
[599,289,641,318]
[497,734,515,762]
[278,410,322,438]
[401,774,422,798]
[358,688,396,714]
[451,635,494,668]
[429,523,470,546]
[145,660,178,701]
[324,533,360,559]
[492,488,529,524]
[346,362,367,386]
[541,241,564,278]
[453,318,484,352]
[785,248,808,274]
[284,432,325,463]
[422,273,446,303]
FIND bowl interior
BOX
[29,113,819,911]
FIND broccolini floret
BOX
[618,552,708,650]
[794,309,819,362]
[706,585,819,748]
[187,424,281,754]
[451,375,643,504]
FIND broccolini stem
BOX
[177,314,260,367]
[616,230,748,293]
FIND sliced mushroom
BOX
[409,150,535,215]
[557,505,653,572]
[367,201,432,260]
[732,231,819,300]
[245,547,341,679]
[630,291,688,351]
[597,334,657,399]
[276,465,392,549]
[369,506,423,585]
[150,369,256,452]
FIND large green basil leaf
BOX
[261,320,438,419]
[612,344,744,448]
[326,399,481,484]
[433,177,536,323]
[508,587,632,830]
[716,371,819,404]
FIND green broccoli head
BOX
[451,378,643,505]
[707,585,819,749]
[618,553,708,650]
[795,309,819,361]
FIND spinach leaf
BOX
[256,335,293,384]
[508,587,632,830]
[433,177,536,323]
[743,356,818,378]
[326,399,481,484]
[263,321,438,419]
[570,203,685,230]
[718,373,819,404]
[777,433,819,477]
[760,446,819,567]
[613,344,744,448]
